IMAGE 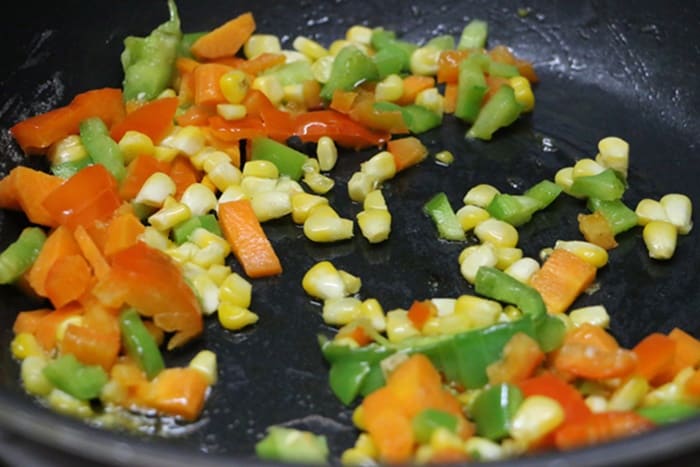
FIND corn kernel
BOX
[346,25,374,45]
[252,75,285,107]
[219,69,250,104]
[217,185,248,208]
[504,257,540,283]
[569,305,610,328]
[244,34,282,59]
[456,205,490,232]
[572,157,606,179]
[251,190,292,222]
[21,356,52,396]
[508,76,535,112]
[206,162,241,192]
[291,192,329,224]
[585,395,608,413]
[494,246,523,270]
[635,198,669,226]
[48,134,88,165]
[323,297,362,325]
[410,46,441,76]
[241,175,277,196]
[180,183,218,216]
[474,218,519,248]
[134,172,176,207]
[348,171,378,203]
[280,50,311,64]
[192,273,220,315]
[660,193,693,234]
[118,131,154,164]
[304,210,354,242]
[189,350,218,385]
[148,198,192,231]
[191,243,227,269]
[140,226,172,251]
[275,177,304,196]
[219,272,253,308]
[329,40,362,57]
[460,243,498,284]
[303,172,335,194]
[166,241,198,264]
[160,125,206,157]
[608,376,649,411]
[509,395,564,445]
[415,87,444,115]
[359,298,386,332]
[430,298,456,316]
[48,388,93,418]
[643,220,677,260]
[352,405,366,430]
[357,209,392,243]
[302,260,348,300]
[310,55,334,84]
[455,294,502,329]
[596,136,629,176]
[153,145,179,163]
[361,151,397,183]
[218,302,258,331]
[11,333,45,360]
[374,74,404,102]
[293,36,328,60]
[313,136,338,172]
[207,264,232,286]
[463,184,500,207]
[339,270,362,295]
[434,150,455,166]
[363,189,388,211]
[554,166,576,195]
[283,83,305,105]
[216,103,247,121]
[303,157,321,175]
[386,309,421,343]
[243,160,280,179]
[465,437,505,462]
[554,240,609,268]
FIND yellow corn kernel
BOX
[608,376,649,411]
[455,294,502,329]
[180,183,218,216]
[251,190,292,222]
[48,134,88,165]
[323,297,362,326]
[157,88,177,99]
[291,192,329,224]
[148,198,191,231]
[310,55,334,84]
[509,395,565,445]
[293,36,328,60]
[508,76,535,112]
[554,166,576,195]
[361,151,397,183]
[460,243,498,284]
[11,333,45,360]
[219,69,249,104]
[48,389,94,418]
[643,220,677,260]
[463,183,500,207]
[118,130,154,164]
[219,272,253,308]
[21,356,52,396]
[364,189,388,211]
[218,302,259,331]
[275,177,304,196]
[161,125,206,157]
[596,136,629,178]
[635,198,669,226]
[431,298,456,316]
[303,172,335,194]
[280,50,311,64]
[55,316,83,343]
[182,262,207,282]
[504,257,540,283]
[207,264,232,286]
[569,305,610,328]
[313,136,338,172]
[252,75,284,107]
[415,87,444,115]
[192,273,220,315]
[303,157,321,175]
[216,103,247,121]
[153,145,179,163]
[554,240,608,268]
[357,209,392,243]
[189,350,218,385]
[352,405,366,430]
[134,172,176,207]
[166,241,198,264]
[282,83,305,106]
[346,25,373,45]
[572,158,606,179]
[241,175,278,197]
[456,205,490,231]
[217,186,248,208]
[208,162,242,192]
[244,34,282,59]
[191,243,227,269]
[340,448,375,466]
[192,148,229,172]
[464,437,506,462]
[348,171,378,203]
[339,270,362,295]
[660,193,693,235]
[190,228,230,254]
[304,211,354,242]
[139,226,172,251]
[329,40,358,56]
[410,46,441,76]
[494,246,523,270]
[243,160,280,179]
[374,74,405,102]
[359,298,386,332]
[302,260,348,300]
[422,313,467,336]
[585,395,608,413]
[474,218,519,248]
[434,150,455,166]
[308,204,340,218]
[386,309,421,343]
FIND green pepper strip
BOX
[587,198,638,235]
[0,227,46,284]
[413,408,459,444]
[255,426,330,465]
[42,354,108,401]
[121,0,182,101]
[466,84,523,141]
[79,117,127,182]
[320,45,379,101]
[637,403,700,425]
[423,192,466,241]
[454,56,488,123]
[172,214,223,245]
[119,308,165,379]
[250,137,309,181]
[471,383,524,440]
[487,180,562,226]
[569,168,626,201]
[474,266,545,320]
[524,180,563,209]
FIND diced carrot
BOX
[177,71,196,107]
[437,50,470,84]
[146,367,209,420]
[218,200,282,278]
[202,127,242,168]
[175,103,215,127]
[488,45,539,83]
[337,322,374,346]
[654,328,700,384]
[61,323,120,371]
[387,136,429,172]
[44,254,94,308]
[528,249,597,314]
[302,79,323,110]
[348,91,408,135]
[193,63,235,106]
[554,411,654,450]
[578,212,618,250]
[632,332,676,382]
[362,386,415,464]
[169,156,201,199]
[396,75,435,106]
[110,361,150,407]
[34,304,83,351]
[210,56,247,68]
[330,89,358,114]
[12,309,51,335]
[120,154,172,201]
[1,166,63,227]
[406,300,436,330]
[483,76,510,103]
[26,225,81,297]
[443,83,458,114]
[685,369,700,396]
[109,97,179,144]
[175,56,200,76]
[190,12,256,61]
[0,169,20,210]
[486,332,545,384]
[73,224,111,280]
[236,52,286,76]
[103,210,146,257]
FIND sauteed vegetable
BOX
[2,0,698,464]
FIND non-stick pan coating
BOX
[0,1,698,466]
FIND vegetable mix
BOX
[2,0,698,464]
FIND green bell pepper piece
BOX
[423,192,466,241]
[637,403,700,425]
[79,117,127,182]
[426,34,455,51]
[486,194,541,226]
[172,214,223,245]
[320,45,379,101]
[42,354,108,400]
[373,45,410,79]
[569,168,626,201]
[488,60,520,78]
[524,179,563,209]
[534,313,567,352]
[587,198,638,235]
[263,60,314,86]
[458,19,488,50]
[467,85,523,140]
[374,101,442,134]
[0,226,46,284]
[51,156,93,179]
[471,383,523,440]
[475,266,546,321]
[413,408,459,444]
[454,57,488,123]
[255,426,329,465]
[329,360,372,406]
[250,137,309,180]
[121,0,182,101]
[119,308,165,379]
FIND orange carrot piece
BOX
[169,156,201,199]
[554,411,654,450]
[175,103,215,127]
[330,89,358,114]
[437,50,470,84]
[487,332,545,384]
[483,75,510,103]
[26,225,81,297]
[387,136,429,172]
[146,367,209,421]
[218,200,282,278]
[175,56,200,76]
[236,52,286,76]
[12,309,51,334]
[443,83,458,114]
[528,249,597,314]
[34,304,83,351]
[103,210,146,257]
[396,75,435,106]
[655,328,700,384]
[1,166,63,227]
[685,369,700,396]
[193,62,234,106]
[202,127,242,167]
[406,299,436,330]
[363,395,415,465]
[44,254,94,308]
[190,12,256,60]
[120,154,172,201]
[61,323,120,371]
[109,97,179,144]
[73,224,111,280]
[488,45,539,83]
[632,332,677,382]
[0,169,20,211]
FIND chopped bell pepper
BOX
[466,84,523,140]
[250,137,309,181]
[119,308,165,379]
[470,383,523,440]
[412,408,460,444]
[569,168,626,201]
[172,214,222,245]
[42,354,109,401]
[454,56,488,123]
[50,156,93,179]
[587,198,638,235]
[457,19,488,50]
[474,266,546,320]
[636,403,700,425]
[374,101,442,135]
[255,426,329,465]
[0,227,46,284]
[79,117,127,183]
[320,45,379,101]
[423,192,466,241]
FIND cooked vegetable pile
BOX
[2,0,698,464]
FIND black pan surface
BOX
[0,1,699,466]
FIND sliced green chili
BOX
[42,354,108,401]
[119,308,165,379]
[474,266,546,320]
[0,226,46,284]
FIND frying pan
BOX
[0,0,698,466]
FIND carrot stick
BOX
[12,309,51,334]
[218,200,282,278]
[61,323,120,371]
[193,62,234,106]
[44,254,94,308]
[175,103,215,127]
[2,166,63,227]
[0,169,20,210]
[528,249,597,314]
[103,210,146,257]
[175,56,200,76]
[236,52,286,76]
[169,156,201,199]
[34,304,83,351]
[396,75,435,106]
[655,328,700,384]
[109,97,179,144]
[190,12,256,60]
[146,367,209,420]
[387,136,429,172]
[632,332,676,382]
[26,225,81,297]
[73,225,111,280]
